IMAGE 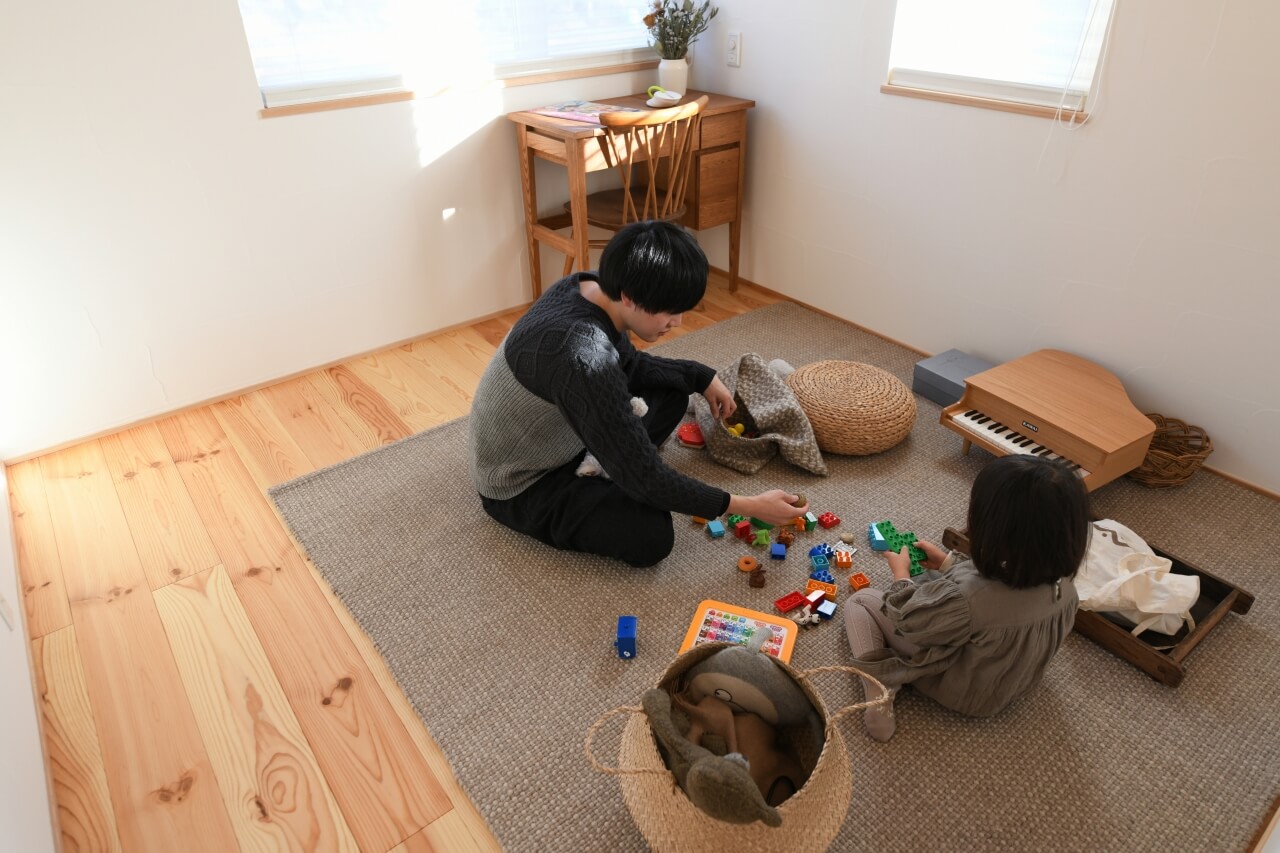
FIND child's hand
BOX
[915,539,950,571]
[884,546,914,581]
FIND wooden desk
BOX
[507,90,755,297]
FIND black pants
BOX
[480,386,689,567]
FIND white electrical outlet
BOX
[727,31,741,67]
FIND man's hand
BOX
[727,490,808,527]
[701,375,736,421]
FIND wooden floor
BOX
[6,272,782,853]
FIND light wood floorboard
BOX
[7,273,779,851]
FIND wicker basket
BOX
[786,360,916,456]
[1127,414,1213,488]
[586,643,890,851]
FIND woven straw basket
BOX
[786,360,916,456]
[586,642,889,852]
[1127,413,1213,488]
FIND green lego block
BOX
[753,528,772,546]
[803,511,819,532]
[876,521,926,575]
[749,517,774,530]
[727,514,746,525]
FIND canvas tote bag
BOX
[1076,519,1200,636]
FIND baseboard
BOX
[1,302,533,467]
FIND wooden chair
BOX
[560,94,709,274]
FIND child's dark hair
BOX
[965,455,1090,589]
[597,220,708,314]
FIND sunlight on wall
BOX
[398,2,507,168]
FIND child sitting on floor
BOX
[845,454,1090,741]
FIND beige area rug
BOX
[270,303,1279,852]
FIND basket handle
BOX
[584,704,674,778]
[796,665,895,726]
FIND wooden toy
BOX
[677,421,706,447]
[679,600,798,663]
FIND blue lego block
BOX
[868,522,888,551]
[614,616,637,659]
[809,569,834,584]
[816,599,838,620]
[706,519,726,538]
[810,554,830,572]
[808,543,834,558]
[770,543,787,560]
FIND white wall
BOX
[2,0,1277,497]
[0,467,57,852]
[0,0,651,462]
[691,0,1280,493]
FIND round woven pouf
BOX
[786,360,916,455]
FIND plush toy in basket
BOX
[587,632,892,850]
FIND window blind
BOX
[237,0,651,109]
[887,0,1117,113]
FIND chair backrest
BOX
[595,95,709,224]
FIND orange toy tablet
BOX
[679,599,798,664]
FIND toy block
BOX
[770,543,787,560]
[810,554,830,572]
[753,529,772,547]
[816,599,838,620]
[706,519,726,538]
[749,517,774,530]
[850,572,871,591]
[805,579,837,602]
[809,569,834,584]
[734,520,753,540]
[804,587,829,609]
[727,514,746,525]
[776,528,795,546]
[677,421,706,447]
[738,556,760,573]
[691,516,709,525]
[615,615,637,659]
[803,512,819,532]
[775,591,807,613]
[749,568,767,588]
[834,551,853,569]
[808,543,834,558]
[868,522,889,551]
[792,516,807,532]
[818,511,841,529]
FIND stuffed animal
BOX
[641,688,782,826]
[683,631,819,730]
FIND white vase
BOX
[657,58,689,96]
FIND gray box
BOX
[912,349,996,407]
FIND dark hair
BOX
[597,220,708,314]
[965,455,1090,589]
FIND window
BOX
[885,0,1118,118]
[237,0,651,110]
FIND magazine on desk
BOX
[529,100,644,123]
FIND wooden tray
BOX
[941,527,1254,687]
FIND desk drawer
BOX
[690,147,739,229]
[699,112,745,150]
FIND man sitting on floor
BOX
[468,220,805,567]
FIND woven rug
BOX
[270,303,1279,852]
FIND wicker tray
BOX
[1127,413,1213,488]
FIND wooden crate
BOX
[940,527,1254,687]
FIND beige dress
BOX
[849,559,1078,717]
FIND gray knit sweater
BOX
[468,274,730,518]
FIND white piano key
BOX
[947,409,1090,478]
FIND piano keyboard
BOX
[947,409,1091,478]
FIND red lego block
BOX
[774,591,806,613]
[734,520,753,540]
[850,572,871,591]
[818,511,841,529]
